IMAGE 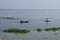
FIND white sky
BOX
[0,0,60,9]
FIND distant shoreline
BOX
[0,16,19,20]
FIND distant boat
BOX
[44,18,51,25]
[44,18,50,22]
[20,20,29,24]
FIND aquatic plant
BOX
[44,28,52,31]
[37,28,42,32]
[3,28,30,34]
[45,27,60,31]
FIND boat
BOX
[20,20,29,23]
[44,18,50,22]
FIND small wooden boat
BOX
[20,20,29,23]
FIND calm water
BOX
[1,31,60,40]
[0,9,60,40]
[0,9,60,31]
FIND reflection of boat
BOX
[20,20,29,23]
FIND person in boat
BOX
[44,18,50,22]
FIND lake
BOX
[0,9,60,40]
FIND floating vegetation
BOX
[3,27,60,34]
[44,27,60,31]
[3,28,30,34]
[37,28,42,32]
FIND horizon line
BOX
[0,9,60,10]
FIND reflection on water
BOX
[0,31,60,40]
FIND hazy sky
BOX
[0,0,60,9]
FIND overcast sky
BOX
[0,0,60,9]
